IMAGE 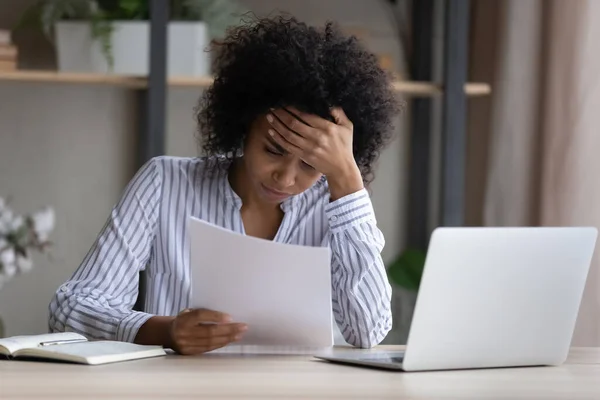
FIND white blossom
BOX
[0,247,17,278]
[0,205,15,235]
[0,246,15,267]
[32,207,55,242]
[0,200,55,291]
[10,215,24,231]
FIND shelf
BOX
[0,70,491,97]
[0,70,148,89]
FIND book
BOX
[0,332,166,365]
[0,30,10,45]
[0,59,16,71]
[0,45,17,60]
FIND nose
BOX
[272,164,296,188]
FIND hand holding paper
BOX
[167,308,248,355]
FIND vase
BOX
[54,21,211,77]
[382,285,418,344]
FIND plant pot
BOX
[382,286,418,344]
[54,21,210,77]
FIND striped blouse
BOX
[48,156,392,348]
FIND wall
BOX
[0,0,409,342]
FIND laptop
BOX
[315,227,597,372]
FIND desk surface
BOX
[2,346,600,399]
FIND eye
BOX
[301,161,315,170]
[265,146,283,156]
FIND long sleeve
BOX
[325,189,393,348]
[48,158,162,343]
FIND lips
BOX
[261,184,291,200]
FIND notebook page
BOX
[0,332,86,354]
[18,341,166,364]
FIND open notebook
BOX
[0,332,166,365]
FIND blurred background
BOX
[0,0,598,348]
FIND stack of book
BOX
[0,29,17,71]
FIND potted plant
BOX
[0,197,55,337]
[15,0,244,76]
[386,248,427,343]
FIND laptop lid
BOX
[401,227,597,372]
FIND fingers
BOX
[330,107,353,129]
[171,319,248,355]
[284,106,332,130]
[268,127,304,156]
[178,308,232,327]
[183,325,246,354]
[195,322,248,338]
[269,108,318,140]
[267,114,307,151]
[185,329,243,348]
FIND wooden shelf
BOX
[0,70,148,89]
[0,70,491,97]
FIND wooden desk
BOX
[1,346,599,399]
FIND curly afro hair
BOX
[196,15,400,184]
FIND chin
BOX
[258,182,292,203]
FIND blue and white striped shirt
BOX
[48,156,392,348]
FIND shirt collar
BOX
[219,160,243,210]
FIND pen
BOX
[38,338,88,347]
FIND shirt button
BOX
[330,215,338,222]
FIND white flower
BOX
[0,247,17,278]
[32,207,55,242]
[0,205,15,235]
[0,247,16,269]
[10,215,24,231]
[16,255,33,273]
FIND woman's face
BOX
[240,110,323,204]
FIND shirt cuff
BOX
[116,311,154,343]
[325,189,376,233]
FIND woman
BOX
[48,15,399,355]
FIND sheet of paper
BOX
[189,216,334,349]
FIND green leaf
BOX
[182,0,245,38]
[387,248,427,291]
[117,0,147,19]
[14,0,98,43]
[90,13,114,69]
